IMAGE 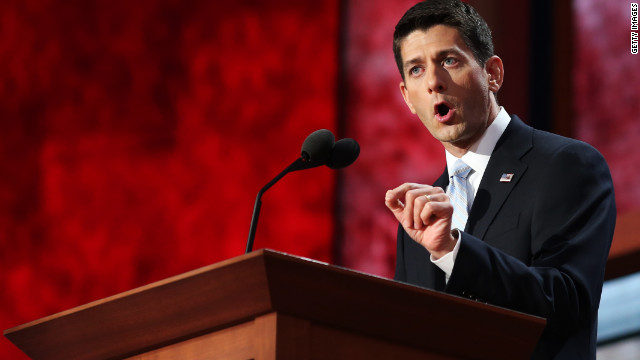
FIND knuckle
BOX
[406,189,419,201]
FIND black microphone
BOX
[245,129,360,253]
[301,129,335,163]
[327,138,360,169]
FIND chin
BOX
[434,127,465,143]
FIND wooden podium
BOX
[4,249,545,359]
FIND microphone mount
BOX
[245,129,359,254]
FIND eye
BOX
[409,66,424,77]
[443,57,458,67]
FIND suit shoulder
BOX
[530,128,605,161]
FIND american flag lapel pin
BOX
[500,173,514,183]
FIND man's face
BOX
[399,25,501,153]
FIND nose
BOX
[426,66,447,94]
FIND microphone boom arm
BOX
[245,157,324,253]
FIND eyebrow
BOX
[402,47,464,71]
[402,57,424,71]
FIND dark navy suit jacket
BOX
[394,115,616,359]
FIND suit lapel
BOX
[466,115,533,239]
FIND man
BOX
[384,0,616,358]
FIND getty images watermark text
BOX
[632,3,638,54]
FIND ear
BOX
[399,81,417,114]
[485,55,504,93]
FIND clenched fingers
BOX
[385,184,446,230]
[407,188,446,230]
[419,192,450,228]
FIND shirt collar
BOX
[446,107,511,176]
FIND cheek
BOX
[408,91,429,114]
[460,73,486,92]
[462,77,490,108]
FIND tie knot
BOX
[452,159,472,179]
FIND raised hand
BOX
[385,183,457,259]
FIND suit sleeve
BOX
[445,141,616,336]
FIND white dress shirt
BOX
[431,107,511,282]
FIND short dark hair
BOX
[393,0,494,80]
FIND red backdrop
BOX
[574,0,640,214]
[0,1,338,358]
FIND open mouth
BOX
[437,103,450,117]
[434,101,455,122]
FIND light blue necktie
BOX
[448,159,473,231]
